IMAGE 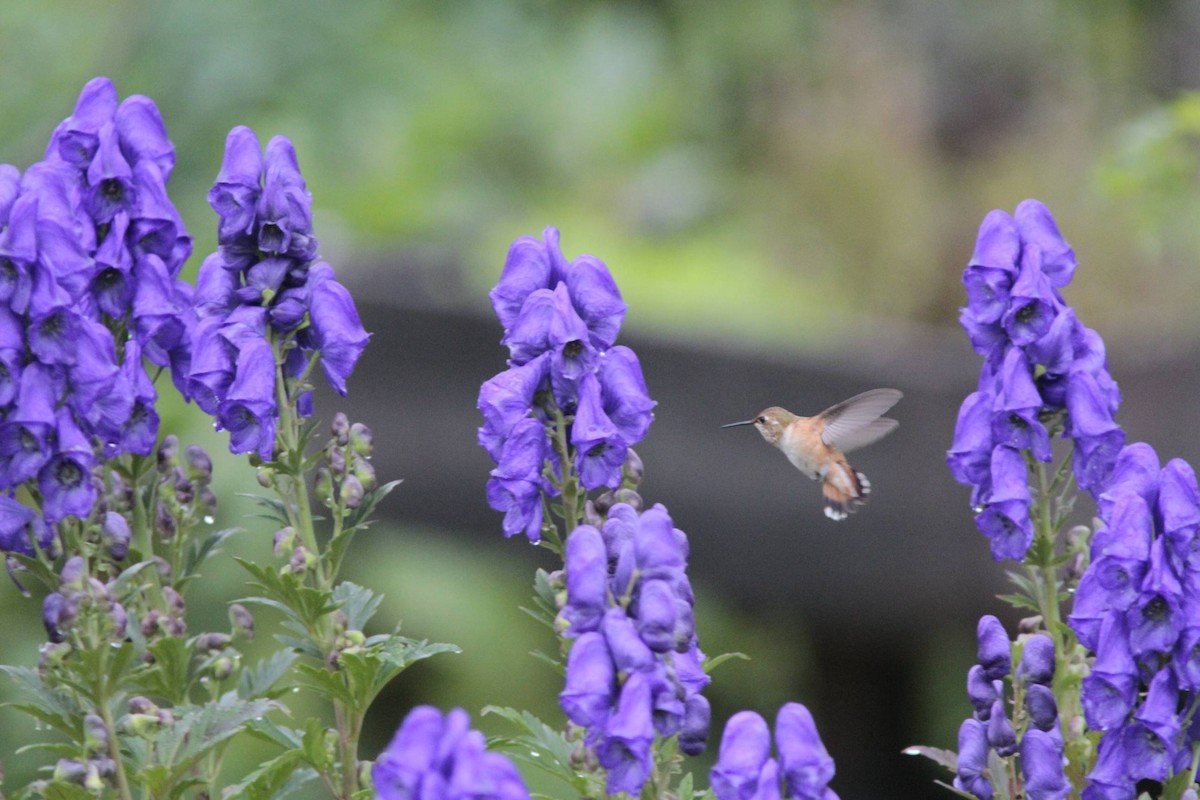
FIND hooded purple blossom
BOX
[950,200,1123,561]
[189,126,368,458]
[712,705,839,800]
[480,228,654,539]
[371,706,530,800]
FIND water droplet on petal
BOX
[203,515,215,525]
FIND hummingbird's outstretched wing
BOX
[818,388,903,453]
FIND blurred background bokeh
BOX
[4,2,1200,798]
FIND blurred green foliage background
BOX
[2,0,1200,796]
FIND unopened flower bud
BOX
[141,610,163,638]
[211,656,235,680]
[173,468,194,505]
[53,758,88,784]
[273,527,296,557]
[622,448,644,487]
[1018,615,1044,635]
[613,488,642,511]
[200,484,219,515]
[229,603,255,640]
[315,468,334,505]
[84,713,108,753]
[327,447,347,477]
[157,435,179,473]
[583,500,604,528]
[195,632,231,652]
[156,501,176,538]
[349,422,373,456]
[153,556,172,579]
[83,762,104,792]
[340,474,364,508]
[163,586,185,617]
[594,492,615,514]
[42,592,75,644]
[351,455,376,492]
[184,445,213,485]
[101,512,131,561]
[59,555,87,592]
[256,466,274,488]
[109,602,128,640]
[331,412,350,444]
[288,546,317,574]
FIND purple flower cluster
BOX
[0,77,194,533]
[710,703,838,800]
[478,228,655,542]
[1064,443,1200,797]
[371,706,530,800]
[956,616,1067,800]
[557,503,710,795]
[948,200,1123,561]
[189,126,369,460]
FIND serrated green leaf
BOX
[150,693,277,793]
[481,706,583,789]
[244,718,305,750]
[0,666,80,737]
[131,636,192,704]
[238,650,299,700]
[222,749,315,800]
[332,581,383,630]
[302,715,331,771]
[296,663,355,705]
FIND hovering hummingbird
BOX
[722,388,903,520]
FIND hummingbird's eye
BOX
[756,416,767,424]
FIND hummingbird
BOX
[722,388,903,520]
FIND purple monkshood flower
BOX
[479,229,655,541]
[555,503,710,792]
[372,706,530,800]
[976,616,1011,681]
[189,127,368,460]
[950,200,1123,562]
[712,705,838,800]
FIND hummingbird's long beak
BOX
[721,420,755,429]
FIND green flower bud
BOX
[315,467,334,506]
[340,475,364,508]
[331,412,350,444]
[229,604,255,640]
[84,713,108,753]
[349,422,373,457]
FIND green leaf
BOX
[482,706,583,790]
[235,558,339,629]
[178,527,241,585]
[527,649,565,676]
[703,651,750,674]
[995,593,1041,613]
[131,636,192,705]
[301,715,332,771]
[332,581,383,630]
[150,693,277,793]
[0,666,80,738]
[221,749,317,800]
[933,779,980,799]
[237,493,293,526]
[902,744,957,773]
[40,783,97,800]
[676,771,695,800]
[238,650,299,700]
[244,718,305,750]
[341,479,403,532]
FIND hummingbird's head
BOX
[721,407,793,446]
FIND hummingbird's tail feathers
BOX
[822,466,870,521]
